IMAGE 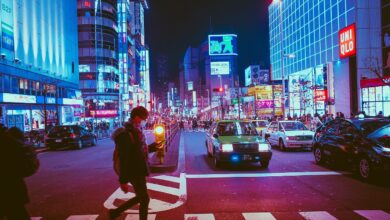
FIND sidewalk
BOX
[149,131,181,173]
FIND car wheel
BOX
[77,140,83,149]
[358,157,373,180]
[261,160,269,168]
[314,147,325,164]
[279,139,286,151]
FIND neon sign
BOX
[208,34,237,56]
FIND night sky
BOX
[145,0,273,88]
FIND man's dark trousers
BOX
[114,177,150,220]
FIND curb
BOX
[35,147,49,154]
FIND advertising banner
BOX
[339,23,356,59]
[208,34,237,56]
[0,0,14,59]
[210,61,230,75]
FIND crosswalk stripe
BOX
[299,211,338,220]
[125,214,156,220]
[153,175,181,183]
[354,210,390,220]
[146,182,180,196]
[243,212,276,220]
[66,215,98,220]
[185,214,215,220]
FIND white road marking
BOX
[186,171,346,179]
[299,211,338,220]
[153,175,181,183]
[354,210,390,220]
[104,173,187,213]
[243,212,277,220]
[185,214,215,220]
[146,182,180,196]
[125,214,156,220]
[66,215,98,220]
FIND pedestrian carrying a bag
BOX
[109,106,163,220]
[0,125,40,220]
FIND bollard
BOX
[153,124,166,164]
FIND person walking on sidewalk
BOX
[109,106,163,220]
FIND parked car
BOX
[313,118,390,181]
[45,125,97,150]
[264,121,314,151]
[251,120,269,136]
[205,120,272,168]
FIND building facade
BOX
[269,0,387,117]
[77,0,120,124]
[0,0,81,131]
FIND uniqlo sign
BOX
[339,23,356,59]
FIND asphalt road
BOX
[26,131,390,220]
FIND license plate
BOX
[55,139,62,143]
[242,155,252,161]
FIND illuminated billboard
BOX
[339,23,356,59]
[210,61,230,75]
[208,34,237,56]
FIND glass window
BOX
[383,86,390,101]
[3,75,10,92]
[0,74,3,92]
[11,77,18,93]
[325,121,338,135]
[362,88,369,102]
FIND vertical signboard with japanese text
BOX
[0,0,14,59]
[339,23,356,59]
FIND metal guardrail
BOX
[163,122,179,152]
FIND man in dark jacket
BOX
[109,106,162,220]
[0,126,31,220]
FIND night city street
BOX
[1,0,390,220]
[25,130,390,219]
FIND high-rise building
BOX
[180,35,238,119]
[269,0,387,117]
[130,0,150,110]
[77,0,120,123]
[0,0,81,131]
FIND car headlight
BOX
[221,144,233,152]
[286,136,297,141]
[258,143,270,152]
[381,147,390,156]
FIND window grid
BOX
[269,0,355,80]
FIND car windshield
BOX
[360,121,390,136]
[49,126,73,135]
[252,121,268,127]
[281,122,308,131]
[217,122,258,136]
[368,125,390,147]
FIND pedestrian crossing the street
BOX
[31,209,390,220]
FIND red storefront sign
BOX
[339,23,356,59]
[90,110,118,118]
[314,90,327,101]
[360,76,390,88]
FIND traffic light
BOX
[213,87,224,92]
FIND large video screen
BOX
[208,34,237,56]
[210,61,230,75]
